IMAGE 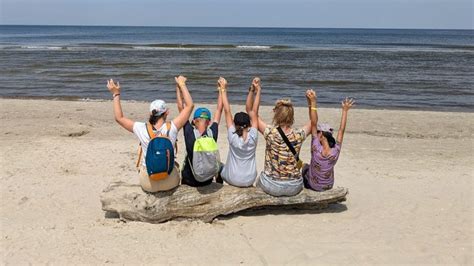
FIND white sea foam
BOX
[131,46,185,50]
[236,45,272,49]
[5,44,468,54]
[21,45,43,49]
[19,45,65,50]
[132,46,161,50]
[132,45,229,51]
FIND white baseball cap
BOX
[149,100,168,115]
[317,123,333,133]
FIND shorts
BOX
[257,172,303,197]
[138,163,180,192]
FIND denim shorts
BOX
[257,172,303,197]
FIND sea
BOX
[0,25,473,111]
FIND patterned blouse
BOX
[263,126,307,180]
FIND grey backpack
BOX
[189,129,220,182]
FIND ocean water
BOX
[0,25,473,111]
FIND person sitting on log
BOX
[106,76,194,192]
[177,78,224,187]
[302,91,354,191]
[255,90,312,196]
[219,76,261,187]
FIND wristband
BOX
[113,93,120,98]
[311,107,317,111]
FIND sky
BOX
[0,0,472,29]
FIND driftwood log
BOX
[101,181,348,223]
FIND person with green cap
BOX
[176,81,223,187]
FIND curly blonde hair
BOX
[272,99,294,127]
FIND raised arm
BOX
[107,79,134,132]
[253,79,267,134]
[213,81,223,124]
[249,77,261,129]
[305,89,318,136]
[176,83,184,113]
[172,76,194,130]
[245,82,255,113]
[219,77,233,129]
[336,97,355,144]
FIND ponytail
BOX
[233,126,245,137]
[322,131,336,148]
[233,112,251,137]
[149,110,165,125]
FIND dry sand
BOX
[0,98,472,265]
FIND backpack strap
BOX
[165,121,171,137]
[193,128,201,139]
[207,128,213,138]
[136,143,143,169]
[138,122,155,169]
[146,122,156,139]
[187,156,196,175]
[137,122,156,169]
[277,126,300,162]
[193,127,213,139]
[164,121,178,153]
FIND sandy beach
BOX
[0,98,472,265]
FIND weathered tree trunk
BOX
[100,182,348,223]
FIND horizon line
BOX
[1,24,472,31]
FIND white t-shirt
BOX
[133,121,178,166]
[221,126,258,187]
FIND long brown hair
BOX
[149,110,165,125]
[272,99,294,127]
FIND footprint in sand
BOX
[63,130,90,137]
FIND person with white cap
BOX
[106,76,194,192]
[302,90,355,191]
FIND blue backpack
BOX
[143,122,175,180]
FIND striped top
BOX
[306,136,341,191]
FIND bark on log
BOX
[100,182,348,223]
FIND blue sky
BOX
[0,0,472,29]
